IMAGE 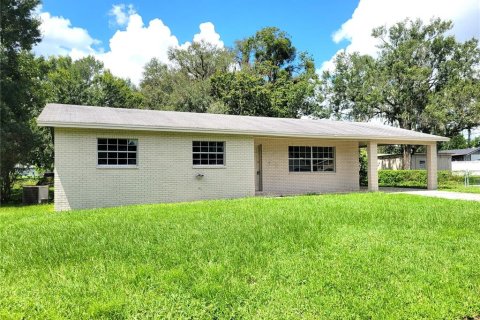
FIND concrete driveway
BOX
[382,188,480,202]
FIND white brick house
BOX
[38,104,448,211]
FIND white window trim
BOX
[192,141,226,167]
[288,146,336,173]
[96,138,139,168]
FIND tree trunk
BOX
[402,145,412,170]
[0,170,13,203]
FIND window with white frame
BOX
[288,146,335,172]
[97,138,137,166]
[192,141,225,166]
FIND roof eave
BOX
[37,120,449,142]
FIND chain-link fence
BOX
[453,170,480,187]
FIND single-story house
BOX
[444,147,480,161]
[37,103,448,211]
[378,151,453,171]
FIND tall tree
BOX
[140,59,175,109]
[0,0,43,201]
[215,27,322,118]
[91,70,143,108]
[140,41,235,112]
[439,134,468,150]
[211,70,273,116]
[323,18,480,168]
[269,53,324,118]
[236,27,296,83]
[44,56,141,108]
[140,28,322,118]
[168,41,234,80]
[43,56,102,105]
[470,136,480,148]
[427,79,480,138]
[0,0,40,54]
[140,59,215,112]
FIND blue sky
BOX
[34,0,479,84]
[39,0,357,67]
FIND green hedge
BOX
[378,170,464,188]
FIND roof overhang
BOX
[38,120,449,143]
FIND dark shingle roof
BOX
[443,147,480,156]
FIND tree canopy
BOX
[28,55,143,174]
[140,42,234,112]
[322,18,480,167]
[2,2,480,201]
[168,41,234,81]
[214,27,322,118]
[0,0,43,201]
[43,55,142,108]
[140,28,322,118]
[235,27,297,82]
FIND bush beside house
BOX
[378,170,464,188]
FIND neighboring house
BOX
[444,147,480,161]
[37,103,448,211]
[378,152,453,171]
[451,160,480,175]
[445,147,480,175]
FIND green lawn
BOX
[1,194,479,319]
[441,185,480,194]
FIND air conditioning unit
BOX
[23,185,49,204]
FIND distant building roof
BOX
[38,103,448,142]
[442,147,480,156]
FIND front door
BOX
[255,144,263,192]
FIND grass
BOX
[440,185,480,194]
[376,181,480,195]
[1,193,480,319]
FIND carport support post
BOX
[426,143,438,190]
[367,141,378,191]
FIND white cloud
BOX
[109,4,135,27]
[98,9,224,84]
[320,0,480,73]
[318,50,344,74]
[193,22,224,48]
[33,4,225,85]
[33,9,100,59]
[98,13,180,84]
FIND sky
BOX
[34,0,480,85]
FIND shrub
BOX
[359,149,368,186]
[378,170,464,188]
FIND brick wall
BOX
[254,138,360,195]
[54,129,362,211]
[54,128,255,210]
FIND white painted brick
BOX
[54,129,361,211]
[54,128,255,210]
[254,138,360,195]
